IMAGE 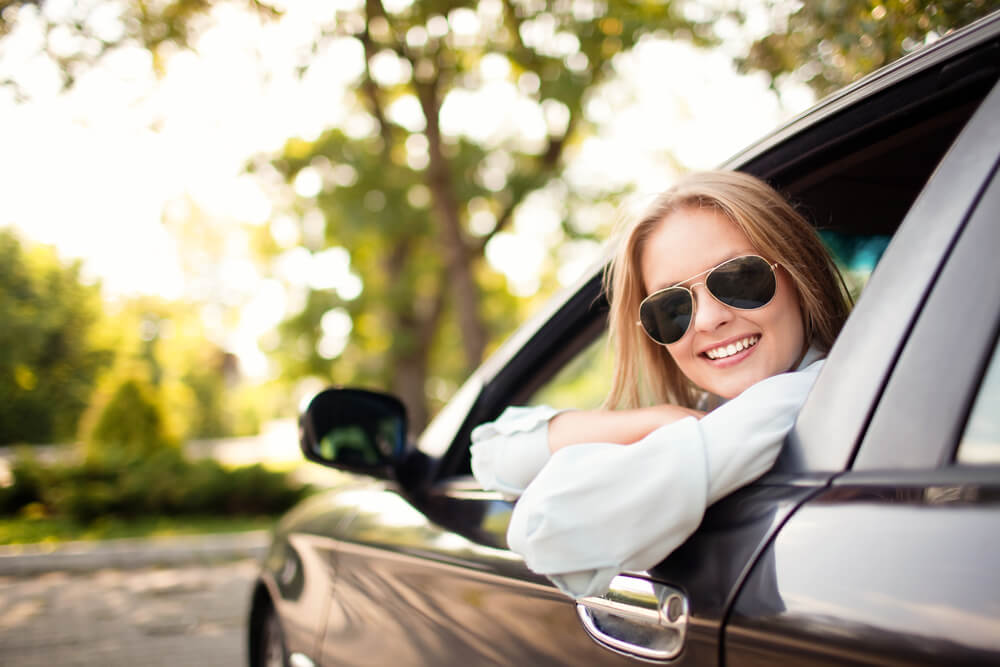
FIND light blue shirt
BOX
[470,351,825,599]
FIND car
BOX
[247,12,1000,667]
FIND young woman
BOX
[471,171,852,599]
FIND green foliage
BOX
[255,1,706,431]
[742,0,998,97]
[0,448,311,523]
[0,229,112,444]
[529,332,613,411]
[0,514,275,546]
[0,0,281,90]
[86,376,176,458]
[87,297,258,442]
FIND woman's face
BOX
[639,206,805,399]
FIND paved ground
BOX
[0,532,270,577]
[0,420,333,665]
[0,558,259,666]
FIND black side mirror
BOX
[299,388,408,477]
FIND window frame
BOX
[852,147,1000,472]
[789,78,1000,474]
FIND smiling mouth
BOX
[704,335,760,360]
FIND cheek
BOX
[664,335,696,366]
[769,281,805,363]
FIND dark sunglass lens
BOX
[707,256,776,309]
[640,288,692,344]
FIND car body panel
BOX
[293,480,638,665]
[257,491,350,661]
[725,481,1000,666]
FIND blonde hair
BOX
[603,171,851,409]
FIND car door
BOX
[724,92,1000,666]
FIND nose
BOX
[690,283,732,333]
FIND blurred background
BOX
[0,0,994,544]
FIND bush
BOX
[0,448,48,513]
[85,376,176,460]
[0,448,311,523]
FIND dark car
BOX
[248,13,1000,667]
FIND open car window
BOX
[527,332,611,410]
[956,335,1000,465]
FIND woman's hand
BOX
[547,404,705,453]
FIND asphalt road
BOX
[0,559,258,666]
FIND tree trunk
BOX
[416,79,487,371]
[391,352,428,437]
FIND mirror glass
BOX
[301,388,407,471]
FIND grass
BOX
[0,514,276,546]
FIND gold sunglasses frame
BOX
[636,254,779,346]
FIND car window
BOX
[527,332,611,410]
[955,333,1000,464]
[819,231,892,299]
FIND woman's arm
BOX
[471,403,704,497]
[547,404,704,453]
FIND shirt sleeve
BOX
[506,360,824,599]
[470,405,562,497]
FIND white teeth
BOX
[706,336,759,360]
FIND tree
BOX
[250,1,719,431]
[0,0,280,95]
[0,229,112,444]
[82,296,256,443]
[4,0,711,431]
[741,0,996,97]
[86,376,176,459]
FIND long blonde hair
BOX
[603,171,851,409]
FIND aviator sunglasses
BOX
[638,254,779,345]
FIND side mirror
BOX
[299,388,408,477]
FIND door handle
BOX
[576,575,689,661]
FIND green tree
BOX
[0,229,112,444]
[86,376,176,459]
[85,297,253,442]
[741,0,997,97]
[0,0,280,94]
[249,2,720,431]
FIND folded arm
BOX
[547,404,704,452]
[471,403,702,496]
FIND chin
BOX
[702,367,771,399]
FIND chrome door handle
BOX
[576,575,689,661]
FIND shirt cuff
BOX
[470,406,562,496]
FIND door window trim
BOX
[853,154,1000,471]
